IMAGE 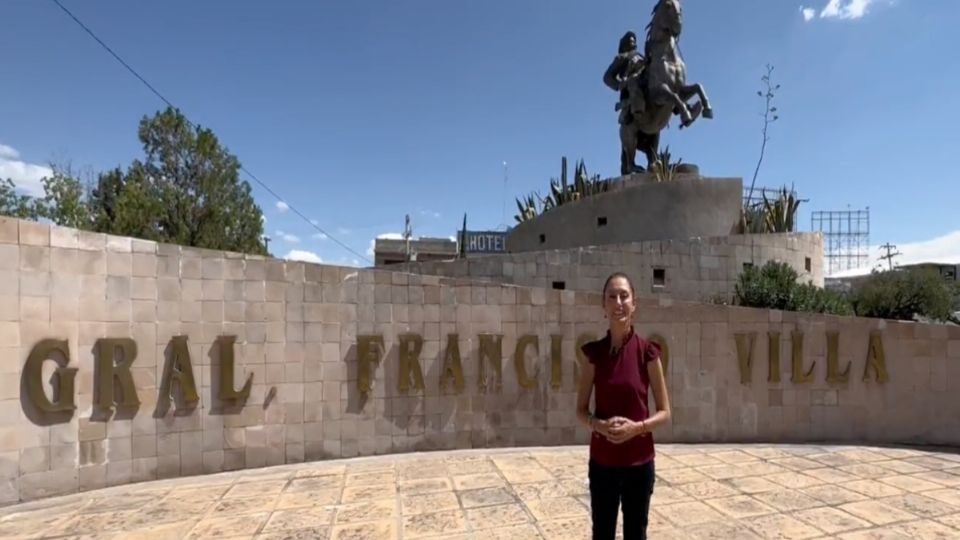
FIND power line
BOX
[50,0,372,265]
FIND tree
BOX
[0,178,40,220]
[33,165,94,229]
[17,107,268,255]
[130,107,267,254]
[852,268,955,322]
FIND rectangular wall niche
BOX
[653,268,666,287]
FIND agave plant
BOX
[574,159,609,198]
[762,185,801,233]
[650,146,683,182]
[514,156,610,222]
[514,192,541,223]
[741,204,768,233]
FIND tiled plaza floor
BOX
[3,444,960,539]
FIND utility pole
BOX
[879,243,901,271]
[403,214,412,263]
[501,161,508,231]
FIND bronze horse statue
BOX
[610,0,713,174]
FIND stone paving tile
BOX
[2,444,960,539]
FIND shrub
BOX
[735,261,853,315]
[851,268,956,322]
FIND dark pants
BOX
[588,459,655,540]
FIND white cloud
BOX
[275,201,289,212]
[419,210,441,219]
[284,249,322,264]
[0,144,51,197]
[312,232,328,240]
[0,144,20,160]
[817,0,888,21]
[337,227,351,235]
[828,230,960,278]
[275,230,300,244]
[801,7,817,21]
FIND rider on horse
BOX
[603,31,648,128]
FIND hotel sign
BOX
[463,231,508,254]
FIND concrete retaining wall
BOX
[1,217,955,505]
[506,176,743,252]
[397,233,824,303]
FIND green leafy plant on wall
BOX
[734,260,853,316]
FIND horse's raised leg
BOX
[653,83,696,127]
[679,83,713,119]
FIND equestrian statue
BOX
[603,0,713,175]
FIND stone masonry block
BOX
[0,217,18,244]
[18,220,49,247]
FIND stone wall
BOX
[506,176,743,252]
[396,233,824,302]
[1,217,957,506]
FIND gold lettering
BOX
[768,332,781,383]
[22,339,77,422]
[734,333,756,384]
[514,335,538,390]
[791,331,815,383]
[550,335,563,389]
[647,333,669,375]
[398,334,425,394]
[93,338,140,413]
[477,334,503,393]
[356,335,385,397]
[215,335,252,405]
[440,334,465,393]
[863,331,889,383]
[826,331,850,384]
[158,336,200,412]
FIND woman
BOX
[576,272,671,540]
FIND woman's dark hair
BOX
[602,272,636,296]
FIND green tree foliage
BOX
[2,107,268,255]
[851,268,956,322]
[0,178,40,220]
[34,167,94,229]
[735,261,853,315]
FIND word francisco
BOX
[734,330,890,385]
[355,333,670,396]
[22,336,250,424]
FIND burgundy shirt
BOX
[582,328,661,467]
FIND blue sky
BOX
[2,0,958,270]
